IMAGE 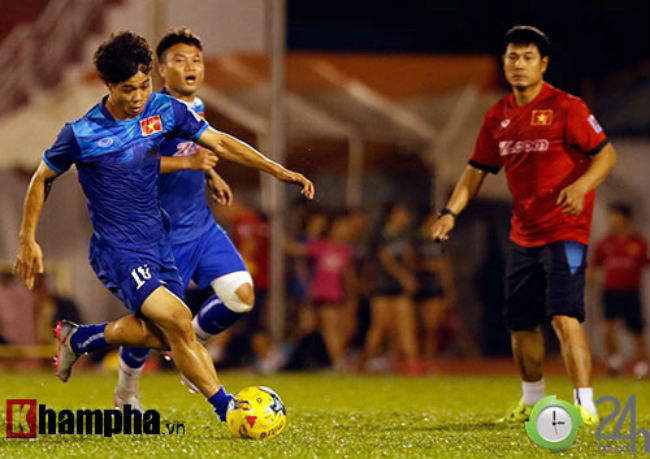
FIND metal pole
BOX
[268,0,287,344]
[346,137,364,208]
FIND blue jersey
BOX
[43,92,209,248]
[158,89,213,244]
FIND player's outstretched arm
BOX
[196,127,315,199]
[14,161,59,289]
[556,143,617,215]
[430,165,487,241]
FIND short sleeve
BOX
[565,99,608,156]
[469,116,501,174]
[169,98,209,141]
[42,124,80,174]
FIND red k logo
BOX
[6,399,37,438]
[140,115,163,136]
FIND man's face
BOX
[159,43,204,97]
[503,43,548,89]
[607,211,628,233]
[107,71,152,118]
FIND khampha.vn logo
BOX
[5,399,181,438]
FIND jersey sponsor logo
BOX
[174,141,199,157]
[588,114,603,134]
[500,119,511,128]
[499,139,549,156]
[531,110,553,126]
[140,115,163,136]
[97,137,114,148]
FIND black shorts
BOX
[505,240,587,331]
[603,290,644,332]
[415,273,444,300]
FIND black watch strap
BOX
[438,207,457,219]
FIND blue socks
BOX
[208,386,233,421]
[195,295,244,336]
[120,347,150,369]
[70,323,107,354]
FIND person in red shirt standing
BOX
[592,203,649,378]
[431,25,617,426]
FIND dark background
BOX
[288,0,650,97]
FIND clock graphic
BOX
[525,395,583,452]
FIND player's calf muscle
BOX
[105,316,169,350]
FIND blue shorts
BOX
[89,235,185,315]
[172,222,247,290]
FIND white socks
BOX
[521,379,546,406]
[574,387,597,415]
[521,379,597,416]
[117,360,143,394]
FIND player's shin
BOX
[116,347,150,395]
[166,330,232,420]
[193,295,245,343]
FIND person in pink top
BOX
[290,213,356,369]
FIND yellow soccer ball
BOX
[226,386,287,439]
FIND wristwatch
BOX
[437,208,457,219]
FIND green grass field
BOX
[0,370,648,459]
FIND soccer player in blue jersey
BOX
[113,28,265,409]
[14,32,314,423]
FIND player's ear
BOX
[157,61,166,79]
[541,56,549,73]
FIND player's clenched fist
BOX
[430,214,455,242]
[189,148,219,171]
[14,239,44,290]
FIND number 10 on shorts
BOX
[131,264,152,290]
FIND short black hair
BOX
[94,31,152,84]
[609,202,633,219]
[503,25,550,57]
[156,27,203,61]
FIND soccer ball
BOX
[226,386,287,439]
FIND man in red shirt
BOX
[431,25,616,426]
[592,203,649,378]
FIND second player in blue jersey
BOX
[115,29,260,408]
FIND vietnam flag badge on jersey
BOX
[531,109,553,126]
[140,115,163,136]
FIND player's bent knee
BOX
[211,271,255,313]
[156,304,193,336]
[234,283,255,311]
[551,315,578,338]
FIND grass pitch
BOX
[0,370,648,459]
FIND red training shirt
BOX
[592,233,650,291]
[469,82,608,247]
